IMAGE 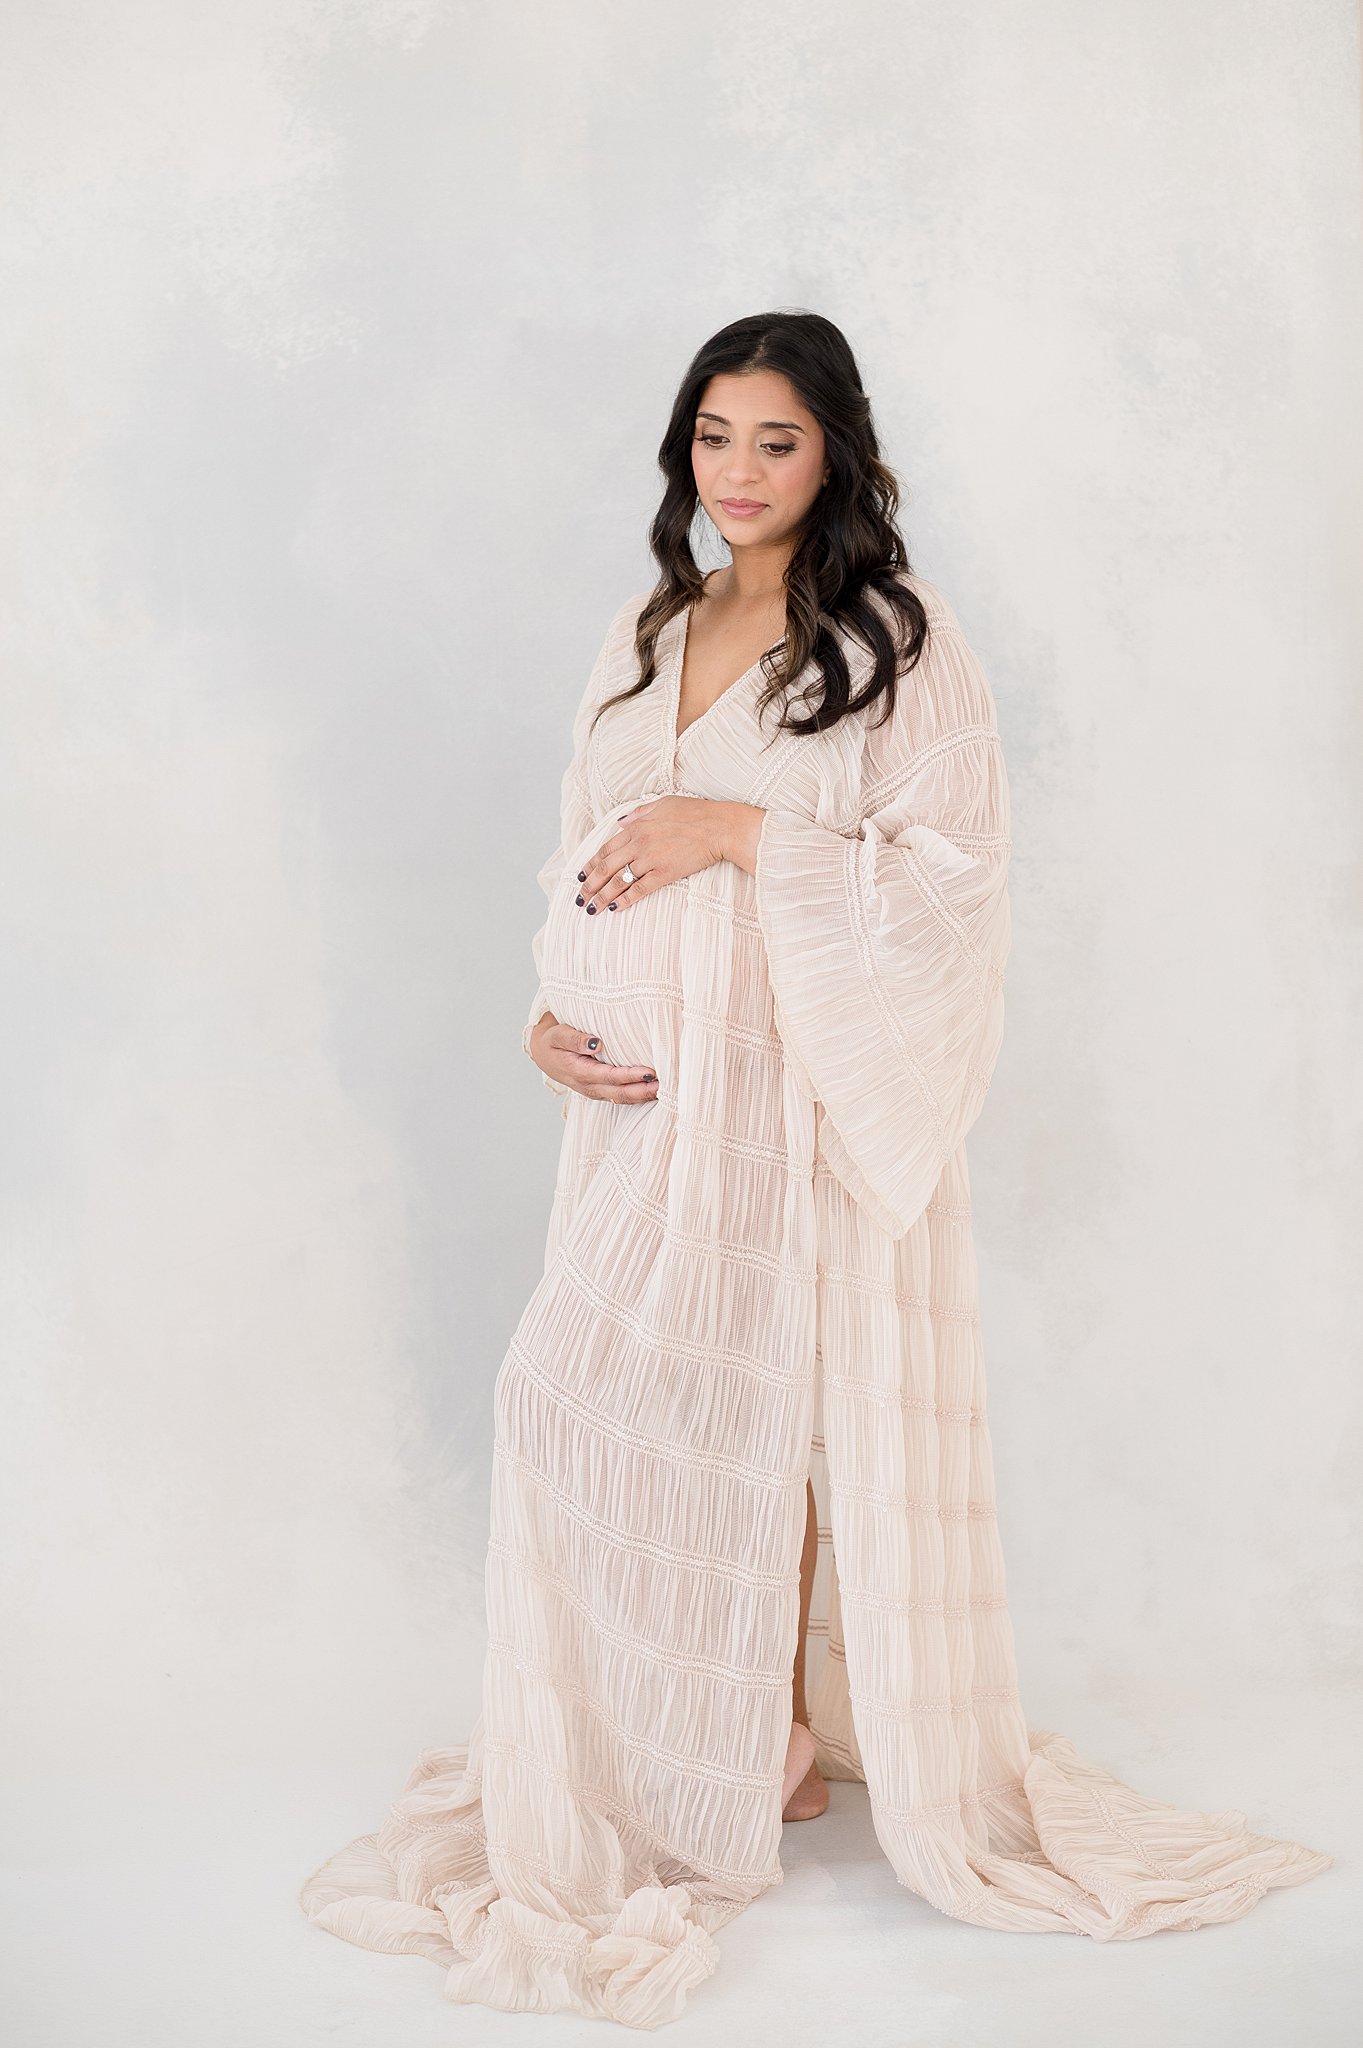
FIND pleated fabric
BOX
[297,575,1332,2028]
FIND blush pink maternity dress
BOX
[298,574,1332,2029]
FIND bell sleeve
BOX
[752,616,1011,1239]
[521,593,644,1101]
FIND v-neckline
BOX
[668,599,777,754]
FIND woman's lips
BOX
[718,499,767,517]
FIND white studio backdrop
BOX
[2,4,1360,2045]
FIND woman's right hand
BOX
[529,1013,659,1102]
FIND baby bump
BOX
[536,814,685,1075]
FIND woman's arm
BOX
[575,795,764,910]
[750,618,1011,1239]
[709,801,765,878]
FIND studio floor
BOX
[1,1682,1355,2048]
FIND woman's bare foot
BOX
[782,1753,829,1821]
[780,1720,825,1819]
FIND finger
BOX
[546,1030,655,1083]
[592,867,636,912]
[566,1053,656,1083]
[602,877,654,912]
[582,855,655,913]
[577,838,624,893]
[578,830,638,905]
[539,1026,602,1066]
[585,1075,660,1102]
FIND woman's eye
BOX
[696,433,798,457]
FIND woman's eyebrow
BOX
[695,411,807,432]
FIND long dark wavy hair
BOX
[588,310,930,743]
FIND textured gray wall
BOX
[3,0,1360,1801]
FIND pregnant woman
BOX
[298,312,1330,2029]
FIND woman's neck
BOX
[709,545,792,607]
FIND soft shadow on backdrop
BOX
[2,4,1360,2045]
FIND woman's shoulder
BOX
[885,569,993,703]
[579,587,652,702]
[606,585,655,641]
[885,566,967,639]
[846,571,973,689]
[858,570,999,774]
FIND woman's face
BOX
[690,370,828,556]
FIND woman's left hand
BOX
[575,797,764,913]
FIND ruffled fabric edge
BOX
[879,1727,1334,1942]
[297,1737,744,2031]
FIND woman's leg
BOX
[782,1478,828,1819]
[792,1476,818,1726]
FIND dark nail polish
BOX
[576,871,586,882]
[608,901,618,910]
[645,1073,657,1083]
[575,894,584,905]
[586,903,596,913]
[587,1037,599,1049]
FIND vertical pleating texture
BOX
[752,614,1010,1241]
[299,576,1331,2029]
